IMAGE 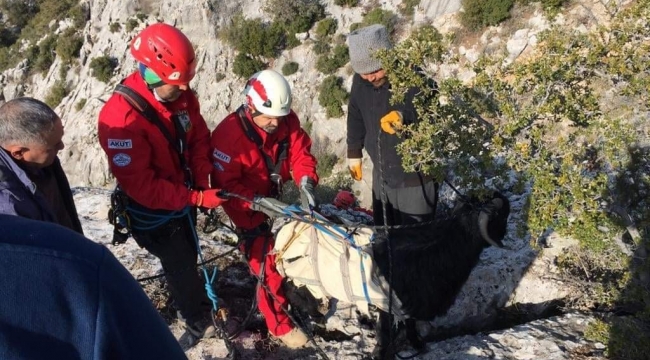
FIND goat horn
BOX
[479,211,504,248]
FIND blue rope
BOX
[187,210,220,311]
[126,206,220,311]
[126,206,187,231]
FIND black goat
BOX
[371,191,510,358]
[280,192,510,358]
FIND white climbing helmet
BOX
[244,69,292,117]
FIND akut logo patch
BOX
[108,139,133,149]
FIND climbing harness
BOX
[107,186,131,245]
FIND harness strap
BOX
[114,84,193,187]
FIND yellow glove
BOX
[348,158,362,181]
[380,111,403,135]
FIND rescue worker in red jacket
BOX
[97,23,225,338]
[210,69,318,348]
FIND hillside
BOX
[1,0,648,359]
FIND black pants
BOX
[372,180,438,226]
[131,215,207,323]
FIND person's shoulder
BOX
[211,112,246,145]
[285,111,302,129]
[0,215,104,268]
[0,152,30,194]
[98,73,149,128]
[351,73,363,89]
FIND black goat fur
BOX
[371,191,510,358]
[372,191,510,320]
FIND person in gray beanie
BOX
[345,23,439,227]
[346,23,440,359]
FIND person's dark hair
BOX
[0,97,59,147]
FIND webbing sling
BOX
[114,84,193,186]
[235,106,289,196]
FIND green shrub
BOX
[316,151,338,178]
[44,80,69,108]
[399,0,421,16]
[316,44,349,74]
[286,34,301,49]
[318,75,348,118]
[0,0,39,28]
[56,28,83,63]
[125,18,139,32]
[460,0,514,30]
[282,61,299,76]
[0,47,15,72]
[541,0,567,9]
[223,15,285,58]
[318,171,354,203]
[334,0,358,6]
[68,3,88,29]
[32,35,58,73]
[89,56,117,83]
[540,0,567,16]
[0,25,18,47]
[20,0,83,42]
[315,18,337,38]
[264,0,325,34]
[312,39,331,55]
[136,13,147,22]
[232,52,266,78]
[215,73,226,82]
[360,8,397,34]
[75,98,87,112]
[109,22,121,33]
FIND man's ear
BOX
[4,145,27,161]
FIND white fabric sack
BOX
[273,220,405,318]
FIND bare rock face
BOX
[420,312,603,360]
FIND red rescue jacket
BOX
[211,109,318,230]
[98,72,212,211]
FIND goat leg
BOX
[405,318,424,350]
[372,311,399,360]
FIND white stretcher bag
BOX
[273,220,405,318]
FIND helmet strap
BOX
[247,104,263,118]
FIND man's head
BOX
[0,98,64,169]
[347,24,392,87]
[131,23,196,102]
[244,70,292,134]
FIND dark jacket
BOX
[346,74,433,188]
[0,149,83,234]
[0,215,187,360]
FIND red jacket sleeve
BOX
[286,116,319,186]
[186,96,212,190]
[210,133,256,213]
[98,109,191,211]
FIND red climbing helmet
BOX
[130,23,197,85]
[333,190,357,209]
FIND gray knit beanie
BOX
[347,24,392,74]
